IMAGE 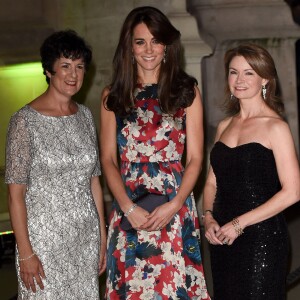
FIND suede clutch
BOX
[120,193,169,231]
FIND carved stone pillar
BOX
[187,0,300,154]
[167,1,212,208]
[167,0,211,89]
[187,2,300,297]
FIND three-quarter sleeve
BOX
[5,112,31,184]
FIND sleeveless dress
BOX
[210,141,289,300]
[5,104,101,299]
[105,84,210,300]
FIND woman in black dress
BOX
[203,43,300,300]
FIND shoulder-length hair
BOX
[105,6,197,116]
[223,43,284,116]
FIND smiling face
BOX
[132,22,165,82]
[228,55,268,101]
[46,57,85,98]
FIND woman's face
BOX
[46,56,85,98]
[228,55,267,101]
[132,22,165,81]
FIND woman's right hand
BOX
[19,254,46,292]
[126,206,150,230]
[204,215,223,245]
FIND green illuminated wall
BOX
[0,62,47,167]
[0,62,47,214]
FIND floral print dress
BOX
[105,84,210,300]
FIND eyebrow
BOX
[59,61,85,66]
[229,67,254,71]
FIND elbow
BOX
[100,155,118,175]
[295,189,300,204]
[284,187,300,207]
[186,155,203,172]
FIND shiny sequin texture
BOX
[209,142,289,300]
[5,104,101,299]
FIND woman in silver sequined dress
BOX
[5,30,106,299]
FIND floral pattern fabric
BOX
[105,84,210,300]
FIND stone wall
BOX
[1,0,299,212]
[0,0,211,213]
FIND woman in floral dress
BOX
[100,6,210,300]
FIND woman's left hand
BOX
[215,221,239,246]
[141,200,180,231]
[98,239,107,275]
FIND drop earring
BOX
[262,85,267,100]
[132,55,135,65]
[163,47,166,64]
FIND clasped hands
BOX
[204,217,239,246]
[126,201,178,231]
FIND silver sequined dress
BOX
[5,104,101,299]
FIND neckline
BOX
[137,83,158,86]
[216,141,272,151]
[26,103,80,118]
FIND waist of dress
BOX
[120,158,181,164]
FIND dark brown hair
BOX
[223,43,284,115]
[105,6,197,116]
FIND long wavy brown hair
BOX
[105,6,197,116]
[223,43,284,116]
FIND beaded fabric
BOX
[209,142,289,300]
[5,104,101,299]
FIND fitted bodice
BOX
[210,142,281,223]
[116,83,186,163]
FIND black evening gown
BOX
[210,142,289,300]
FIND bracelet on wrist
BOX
[232,218,244,236]
[201,209,213,219]
[124,204,138,217]
[19,252,36,262]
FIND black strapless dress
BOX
[210,142,289,300]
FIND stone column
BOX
[166,1,212,207]
[187,0,300,154]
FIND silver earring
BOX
[163,47,166,64]
[132,55,135,65]
[262,85,266,100]
[231,94,234,100]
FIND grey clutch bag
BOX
[120,193,169,231]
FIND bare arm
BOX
[217,120,300,244]
[143,87,205,230]
[202,119,231,245]
[8,184,45,292]
[239,121,300,226]
[90,176,107,275]
[174,86,204,206]
[100,88,149,229]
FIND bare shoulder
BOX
[218,117,232,133]
[266,117,295,151]
[266,116,290,136]
[188,86,202,107]
[211,117,233,141]
[101,86,111,103]
[194,85,201,97]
